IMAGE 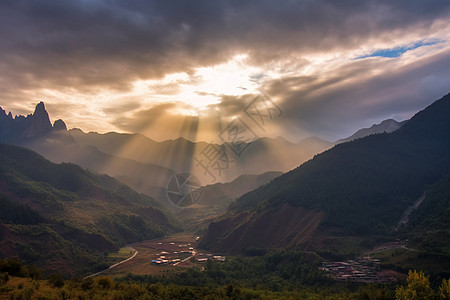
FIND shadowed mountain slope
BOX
[0,143,177,275]
[200,93,450,254]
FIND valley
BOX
[1,2,450,298]
[1,93,450,299]
[84,234,410,283]
[92,234,226,278]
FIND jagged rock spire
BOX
[0,101,57,140]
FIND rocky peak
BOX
[20,102,52,138]
[33,102,52,126]
[34,101,45,113]
[0,102,59,141]
[53,119,67,131]
[0,106,15,140]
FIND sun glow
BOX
[133,54,264,115]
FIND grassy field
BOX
[108,247,135,260]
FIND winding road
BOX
[83,247,138,279]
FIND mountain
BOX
[200,93,450,256]
[232,136,331,177]
[70,129,332,184]
[0,103,176,199]
[21,138,176,199]
[0,102,63,141]
[337,119,406,144]
[69,129,204,174]
[0,143,177,275]
[0,103,331,210]
[403,172,450,275]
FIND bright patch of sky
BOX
[356,39,443,59]
[133,54,264,115]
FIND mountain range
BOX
[0,102,411,234]
[200,93,450,270]
[0,103,407,192]
[0,103,331,224]
[0,103,176,200]
[69,128,332,185]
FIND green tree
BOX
[81,277,94,291]
[48,273,65,288]
[440,278,450,300]
[97,276,113,289]
[395,270,435,300]
[0,272,9,285]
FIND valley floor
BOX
[95,234,223,278]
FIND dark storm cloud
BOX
[1,0,449,95]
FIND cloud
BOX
[0,0,449,140]
[269,45,450,140]
[110,93,286,142]
[1,0,449,93]
[111,103,219,142]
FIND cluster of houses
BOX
[150,242,226,266]
[151,251,182,265]
[195,253,226,262]
[319,257,396,283]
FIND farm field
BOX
[100,234,223,277]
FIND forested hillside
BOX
[0,144,178,275]
[201,93,450,254]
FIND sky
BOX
[0,0,449,142]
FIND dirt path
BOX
[173,254,195,266]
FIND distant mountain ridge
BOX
[69,129,332,184]
[336,119,406,144]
